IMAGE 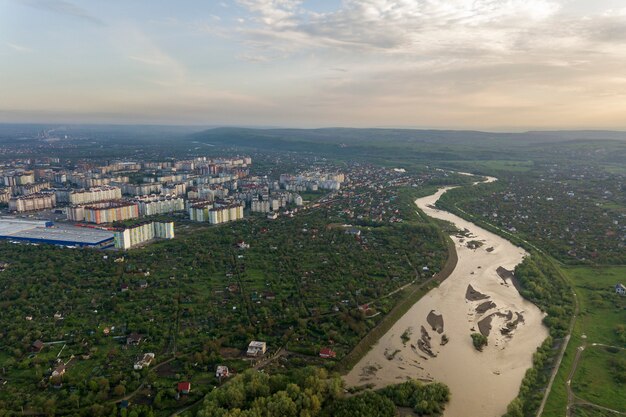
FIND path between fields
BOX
[565,344,626,417]
[109,352,192,406]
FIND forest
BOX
[195,367,449,417]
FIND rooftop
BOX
[0,218,114,245]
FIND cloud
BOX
[238,0,302,25]
[114,26,192,90]
[237,0,562,54]
[5,42,32,53]
[128,55,170,66]
[234,1,626,82]
[17,0,105,25]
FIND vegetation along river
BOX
[344,176,549,417]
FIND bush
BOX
[471,333,488,351]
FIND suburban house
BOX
[319,348,336,359]
[358,303,372,313]
[216,365,230,378]
[120,283,129,292]
[616,283,626,295]
[177,381,191,395]
[51,364,66,378]
[345,227,361,236]
[126,332,143,345]
[133,353,155,370]
[138,280,148,289]
[31,340,44,352]
[246,341,267,357]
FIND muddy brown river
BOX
[344,178,549,417]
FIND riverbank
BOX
[344,183,549,417]
[338,236,458,373]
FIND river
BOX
[344,177,549,417]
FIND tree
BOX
[504,398,523,417]
[471,333,488,351]
[324,391,395,417]
[113,384,126,397]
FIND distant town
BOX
[0,155,349,250]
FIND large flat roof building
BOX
[0,218,114,247]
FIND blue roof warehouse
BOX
[0,218,114,248]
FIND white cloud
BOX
[5,42,32,53]
[237,0,562,55]
[238,0,301,25]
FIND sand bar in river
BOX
[344,180,549,417]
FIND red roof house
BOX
[319,348,336,359]
[31,340,44,352]
[177,381,191,395]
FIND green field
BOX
[542,266,626,416]
[571,346,626,412]
[439,159,535,174]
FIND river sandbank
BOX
[343,183,549,417]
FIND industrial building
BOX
[0,218,114,247]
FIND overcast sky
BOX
[1,0,626,129]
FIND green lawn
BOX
[571,404,617,417]
[571,346,626,412]
[542,265,626,416]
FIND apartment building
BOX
[8,193,56,212]
[67,201,139,224]
[134,195,185,216]
[113,221,175,249]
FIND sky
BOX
[1,0,626,130]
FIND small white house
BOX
[51,364,66,377]
[216,365,230,378]
[615,283,626,296]
[246,341,267,357]
[134,353,155,370]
